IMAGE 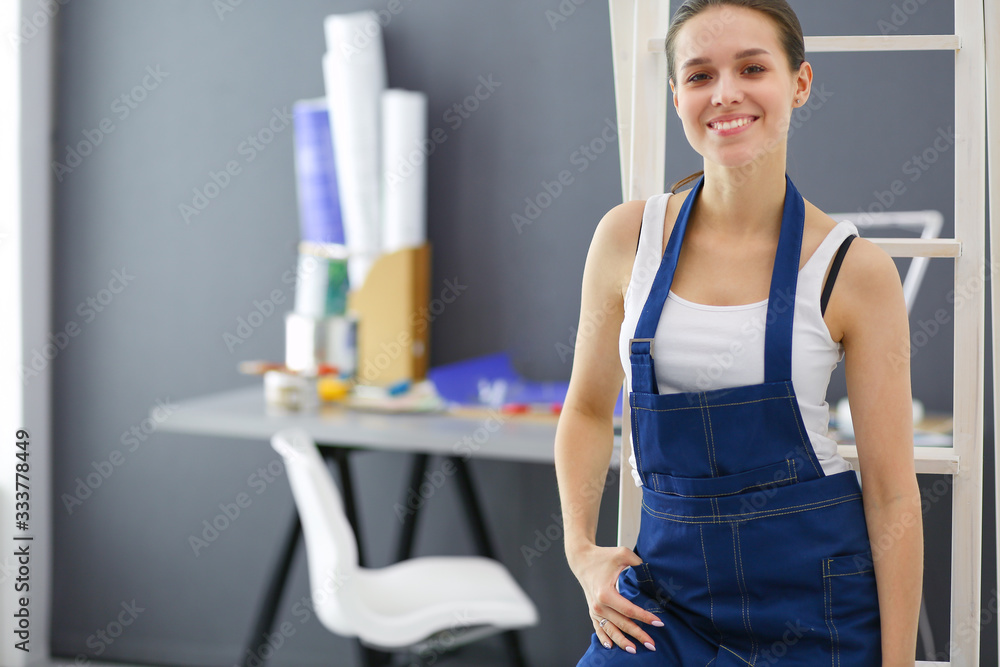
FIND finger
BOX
[603,608,656,653]
[592,619,612,650]
[603,584,664,630]
[597,615,637,654]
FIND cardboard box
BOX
[347,243,431,386]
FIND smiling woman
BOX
[555,1,924,665]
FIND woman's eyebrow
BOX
[680,48,772,70]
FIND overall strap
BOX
[629,176,705,394]
[629,174,806,394]
[762,174,805,383]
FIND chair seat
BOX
[340,555,538,648]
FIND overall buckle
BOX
[629,337,655,359]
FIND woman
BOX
[554,1,923,664]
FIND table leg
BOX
[449,456,531,667]
[396,453,430,561]
[240,509,301,667]
[449,456,499,559]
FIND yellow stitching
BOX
[823,560,834,667]
[636,562,653,583]
[704,393,719,476]
[650,463,797,498]
[631,397,645,481]
[699,526,723,642]
[733,523,758,665]
[823,569,874,578]
[632,395,791,412]
[720,643,754,665]
[641,493,861,524]
[786,390,821,477]
[829,560,841,667]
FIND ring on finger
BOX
[598,618,608,628]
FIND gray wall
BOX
[49,0,994,665]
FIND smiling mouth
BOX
[708,116,757,132]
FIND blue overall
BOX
[577,175,881,666]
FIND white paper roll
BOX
[285,312,323,372]
[322,11,387,290]
[381,89,428,253]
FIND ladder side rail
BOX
[616,0,670,550]
[609,0,636,202]
[949,0,988,663]
[983,0,1000,661]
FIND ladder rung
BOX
[805,34,960,52]
[868,238,961,257]
[838,444,960,475]
[646,34,960,53]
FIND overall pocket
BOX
[822,550,881,667]
[647,457,798,498]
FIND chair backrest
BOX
[271,428,360,635]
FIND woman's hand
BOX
[569,542,664,653]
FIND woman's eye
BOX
[744,64,766,74]
[687,73,709,83]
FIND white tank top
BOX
[619,191,857,487]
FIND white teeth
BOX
[711,117,753,130]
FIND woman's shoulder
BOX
[585,198,653,300]
[588,198,648,260]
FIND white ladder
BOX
[609,2,989,665]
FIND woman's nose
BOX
[712,71,744,106]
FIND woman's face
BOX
[669,6,810,173]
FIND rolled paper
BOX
[323,11,387,290]
[323,314,358,378]
[293,254,329,319]
[285,312,323,372]
[381,89,428,253]
[295,242,350,317]
[292,98,345,245]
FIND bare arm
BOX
[555,200,663,654]
[829,238,923,666]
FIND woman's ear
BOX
[669,78,678,110]
[794,61,813,107]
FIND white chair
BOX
[270,428,539,665]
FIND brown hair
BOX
[665,0,805,193]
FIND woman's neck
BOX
[694,158,789,240]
